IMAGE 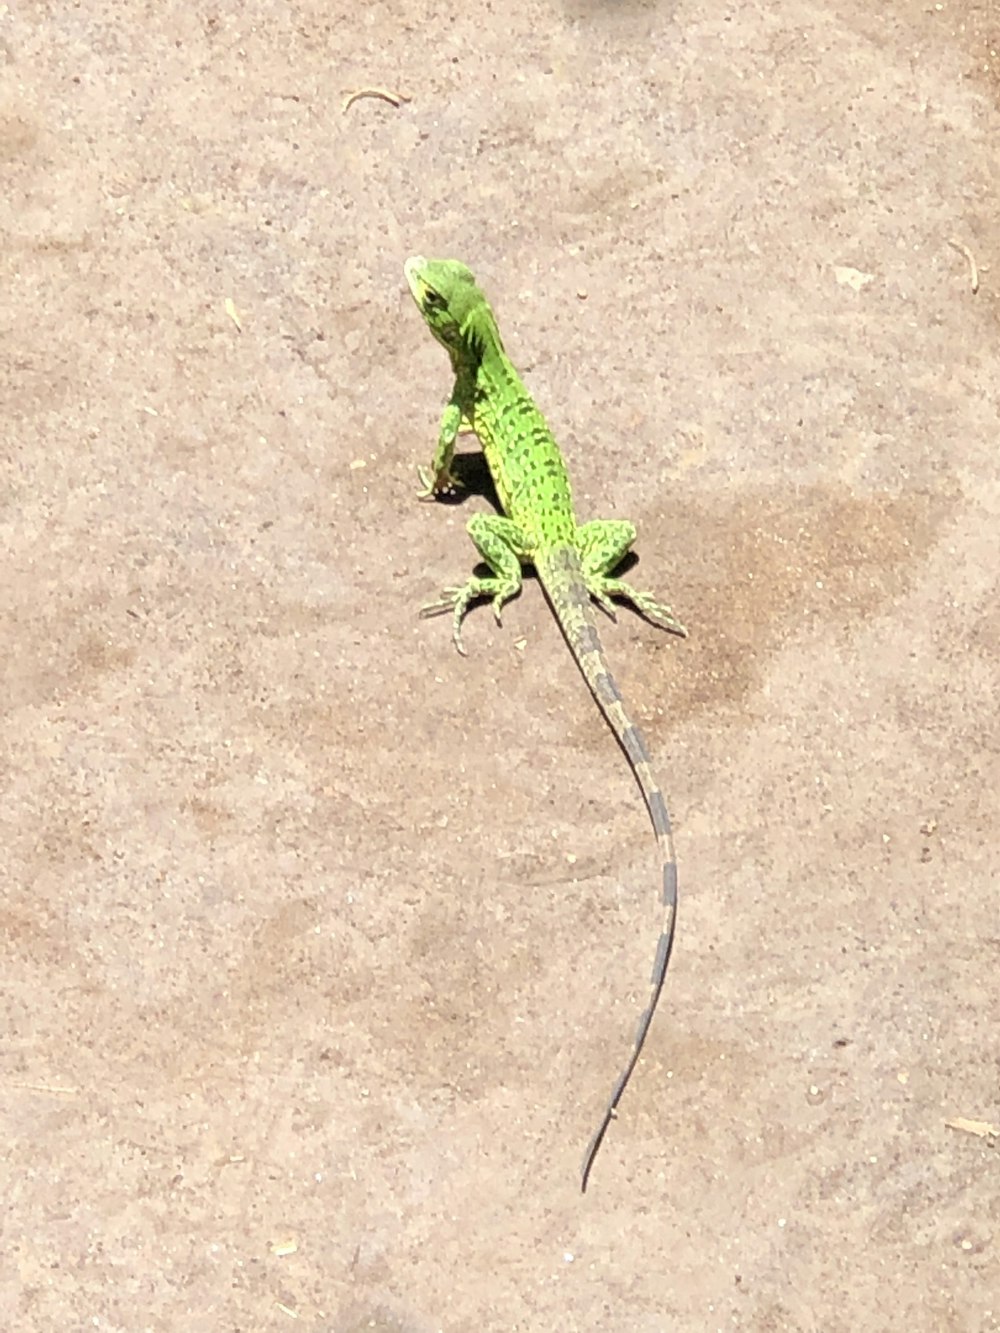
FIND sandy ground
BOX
[2,1,999,1329]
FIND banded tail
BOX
[534,545,678,1193]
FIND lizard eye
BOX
[423,289,447,312]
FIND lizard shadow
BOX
[431,451,497,508]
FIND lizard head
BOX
[404,256,502,359]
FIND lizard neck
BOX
[459,300,506,365]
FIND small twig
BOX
[342,87,410,114]
[10,1081,78,1096]
[947,238,979,294]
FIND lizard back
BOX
[463,336,578,550]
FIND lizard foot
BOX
[420,585,477,656]
[596,578,688,638]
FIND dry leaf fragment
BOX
[945,1116,999,1139]
[833,265,874,292]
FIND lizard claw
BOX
[416,465,463,500]
[594,593,618,622]
[644,606,688,637]
[416,465,437,500]
[420,589,459,618]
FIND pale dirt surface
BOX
[2,2,999,1330]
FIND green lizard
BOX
[404,256,687,1192]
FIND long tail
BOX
[535,546,678,1193]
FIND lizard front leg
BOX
[417,359,478,499]
[577,518,687,637]
[421,513,528,655]
[416,397,465,499]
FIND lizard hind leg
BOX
[577,517,688,638]
[421,513,529,655]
